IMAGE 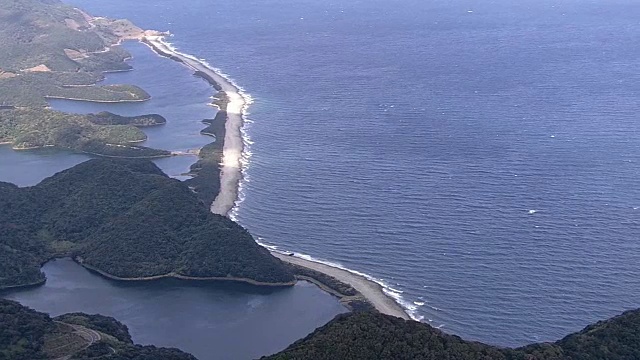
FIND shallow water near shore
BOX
[4,0,640,350]
[61,0,640,347]
[2,259,346,359]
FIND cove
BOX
[2,258,346,360]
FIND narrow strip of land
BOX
[272,253,410,320]
[143,36,244,216]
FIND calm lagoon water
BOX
[2,0,640,351]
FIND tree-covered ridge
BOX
[0,108,169,157]
[0,159,294,288]
[265,310,640,360]
[87,111,166,127]
[0,299,196,360]
[551,309,640,360]
[0,0,105,72]
[54,313,133,344]
[184,111,226,205]
[0,0,149,105]
[0,0,173,158]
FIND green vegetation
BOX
[0,298,53,360]
[552,310,640,360]
[0,0,172,158]
[184,110,226,205]
[8,297,640,360]
[0,0,103,72]
[54,313,133,344]
[265,312,508,360]
[0,159,294,288]
[284,263,375,312]
[0,299,196,360]
[0,108,169,158]
[87,111,166,127]
[265,310,640,360]
[0,0,149,105]
[0,74,150,108]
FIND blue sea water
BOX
[1,28,347,359]
[8,0,640,349]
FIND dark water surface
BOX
[3,259,346,359]
[0,21,346,360]
[3,0,640,350]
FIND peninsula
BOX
[0,0,172,158]
[139,34,411,320]
[0,299,196,360]
[0,159,295,289]
[141,36,245,215]
[0,0,408,320]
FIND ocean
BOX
[6,0,640,350]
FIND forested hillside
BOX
[0,0,171,157]
[0,159,294,288]
[265,311,640,360]
[0,299,196,360]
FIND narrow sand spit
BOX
[144,36,244,216]
[143,36,411,321]
[273,253,411,320]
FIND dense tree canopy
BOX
[0,0,170,158]
[0,159,294,288]
[55,313,133,344]
[0,299,196,360]
[265,310,640,360]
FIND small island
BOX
[5,296,640,360]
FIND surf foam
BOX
[145,34,426,324]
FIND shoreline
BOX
[141,36,243,216]
[76,258,296,287]
[273,252,410,320]
[138,34,412,320]
[0,279,46,293]
[44,96,149,103]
